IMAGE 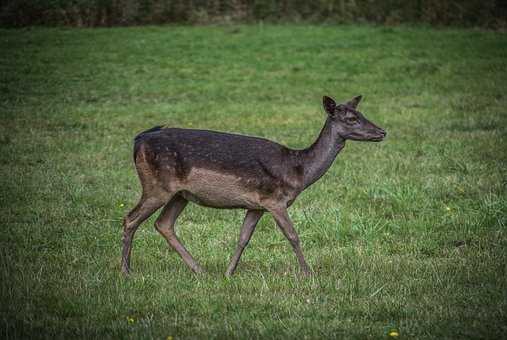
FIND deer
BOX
[121,95,386,277]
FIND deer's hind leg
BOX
[121,194,168,274]
[155,195,204,274]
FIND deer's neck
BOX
[300,117,345,189]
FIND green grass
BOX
[1,24,506,339]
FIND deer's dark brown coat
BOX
[121,95,386,276]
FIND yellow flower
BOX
[389,330,399,337]
[166,336,174,340]
[126,316,135,324]
[445,206,451,211]
[119,203,125,208]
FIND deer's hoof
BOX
[121,265,131,276]
[192,266,205,275]
[301,269,313,277]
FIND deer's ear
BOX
[323,96,337,116]
[347,95,362,109]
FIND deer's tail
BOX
[133,126,163,161]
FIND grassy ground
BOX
[0,24,506,339]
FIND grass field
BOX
[1,24,506,339]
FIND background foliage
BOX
[1,0,507,28]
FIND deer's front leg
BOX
[225,210,264,277]
[269,207,312,276]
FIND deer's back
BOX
[134,127,304,209]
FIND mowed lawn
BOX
[1,24,506,339]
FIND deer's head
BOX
[323,95,386,142]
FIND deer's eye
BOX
[346,117,359,124]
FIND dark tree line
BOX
[1,0,506,28]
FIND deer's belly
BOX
[179,168,263,209]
